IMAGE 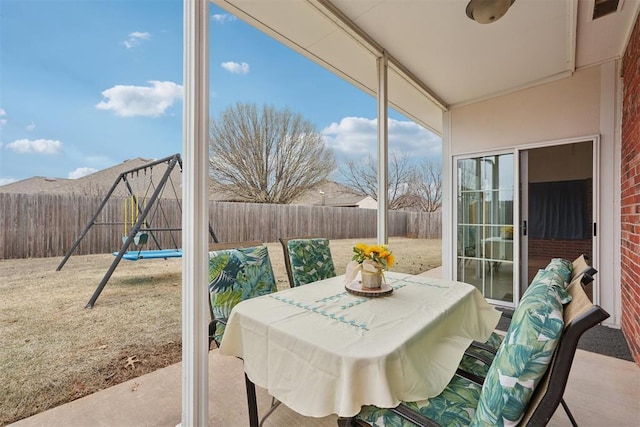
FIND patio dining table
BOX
[218,271,501,425]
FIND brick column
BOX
[621,15,640,366]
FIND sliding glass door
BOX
[456,153,515,305]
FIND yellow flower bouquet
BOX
[345,243,395,288]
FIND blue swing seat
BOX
[116,249,183,261]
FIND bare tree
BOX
[339,152,416,210]
[208,103,336,204]
[406,161,442,212]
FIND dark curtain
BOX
[529,179,589,239]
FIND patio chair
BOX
[279,236,336,287]
[571,253,597,284]
[208,241,277,348]
[469,255,598,357]
[340,266,609,427]
[208,241,282,427]
[535,254,596,287]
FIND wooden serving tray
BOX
[345,281,393,297]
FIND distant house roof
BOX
[320,196,366,207]
[0,176,72,194]
[208,179,371,207]
[1,162,372,208]
[208,180,247,202]
[291,180,370,207]
[312,195,376,209]
[0,157,183,199]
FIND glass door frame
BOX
[453,149,520,308]
[516,136,600,305]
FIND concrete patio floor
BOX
[9,345,640,427]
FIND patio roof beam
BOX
[311,0,449,112]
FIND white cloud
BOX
[124,31,150,49]
[5,138,62,154]
[96,80,183,117]
[68,167,98,179]
[322,117,377,156]
[26,121,35,131]
[0,178,17,186]
[0,108,6,127]
[221,61,249,75]
[322,116,442,161]
[211,14,237,24]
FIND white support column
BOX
[598,60,622,327]
[377,52,389,245]
[182,0,209,425]
[441,111,452,279]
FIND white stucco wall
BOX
[442,63,621,327]
[450,66,601,154]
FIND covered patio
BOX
[178,0,640,424]
[2,0,639,426]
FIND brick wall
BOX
[621,15,640,367]
[528,238,592,261]
[528,238,592,277]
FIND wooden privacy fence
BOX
[0,193,441,260]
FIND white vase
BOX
[361,269,383,289]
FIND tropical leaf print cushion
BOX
[470,269,571,426]
[357,374,483,427]
[461,263,571,382]
[287,238,336,286]
[208,245,277,341]
[544,258,572,286]
[519,268,571,306]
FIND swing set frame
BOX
[56,153,218,308]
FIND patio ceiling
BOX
[211,0,639,136]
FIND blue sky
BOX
[0,0,441,186]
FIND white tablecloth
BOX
[219,271,501,417]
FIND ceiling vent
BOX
[593,0,622,20]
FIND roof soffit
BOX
[212,0,640,133]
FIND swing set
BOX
[56,153,218,307]
[118,168,180,260]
